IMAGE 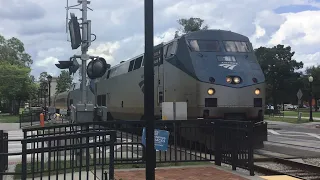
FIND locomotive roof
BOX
[104,29,249,73]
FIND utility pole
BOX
[144,0,155,179]
[80,0,89,104]
[58,0,109,123]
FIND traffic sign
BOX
[297,89,303,100]
[142,128,169,151]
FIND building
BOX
[49,77,58,96]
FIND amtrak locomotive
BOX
[53,29,267,147]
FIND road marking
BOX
[268,129,280,135]
[305,133,320,140]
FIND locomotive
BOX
[53,29,267,148]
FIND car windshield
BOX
[223,41,250,52]
[188,40,220,52]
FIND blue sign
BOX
[142,128,169,151]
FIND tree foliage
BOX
[38,71,49,90]
[0,35,33,67]
[255,45,304,109]
[0,34,35,113]
[56,70,73,94]
[177,17,209,34]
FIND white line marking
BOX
[268,129,280,135]
[305,133,320,140]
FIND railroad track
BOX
[254,157,320,180]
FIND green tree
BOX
[0,62,34,113]
[255,45,304,110]
[305,66,320,110]
[38,71,49,90]
[0,35,33,66]
[177,17,209,34]
[56,70,73,94]
[0,34,35,113]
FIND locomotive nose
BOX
[197,82,264,120]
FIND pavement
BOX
[259,119,320,158]
[114,165,264,180]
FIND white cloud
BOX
[269,11,320,47]
[87,42,120,64]
[1,0,320,81]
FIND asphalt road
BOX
[259,120,320,158]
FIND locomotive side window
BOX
[128,60,135,72]
[165,43,174,58]
[101,94,106,106]
[142,56,145,66]
[187,40,220,52]
[106,70,111,79]
[134,56,143,70]
[223,41,250,52]
[97,95,101,106]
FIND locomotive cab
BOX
[181,30,265,121]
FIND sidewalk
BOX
[114,165,263,180]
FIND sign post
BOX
[297,89,303,122]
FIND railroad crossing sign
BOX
[297,89,303,100]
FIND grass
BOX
[283,110,320,118]
[13,158,211,179]
[264,115,319,123]
[0,114,19,123]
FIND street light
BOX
[308,75,313,122]
[47,75,52,107]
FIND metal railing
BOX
[0,128,119,180]
[0,131,8,180]
[1,119,265,179]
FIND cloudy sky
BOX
[1,0,320,83]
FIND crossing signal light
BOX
[55,58,80,75]
[69,13,81,50]
[87,57,110,79]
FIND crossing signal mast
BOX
[55,0,110,123]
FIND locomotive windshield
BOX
[223,41,251,52]
[188,40,220,52]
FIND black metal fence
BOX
[1,119,266,179]
[0,131,8,178]
[19,110,70,129]
[19,111,42,128]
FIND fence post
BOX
[214,121,221,166]
[21,140,27,180]
[232,137,237,171]
[248,122,254,176]
[0,130,4,180]
[109,131,115,180]
[19,114,22,129]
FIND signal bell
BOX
[87,57,111,79]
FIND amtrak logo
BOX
[218,62,238,70]
[139,80,145,94]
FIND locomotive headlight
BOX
[233,77,240,84]
[255,88,260,95]
[226,77,232,83]
[208,88,215,95]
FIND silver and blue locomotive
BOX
[54,29,267,147]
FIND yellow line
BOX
[260,175,301,180]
